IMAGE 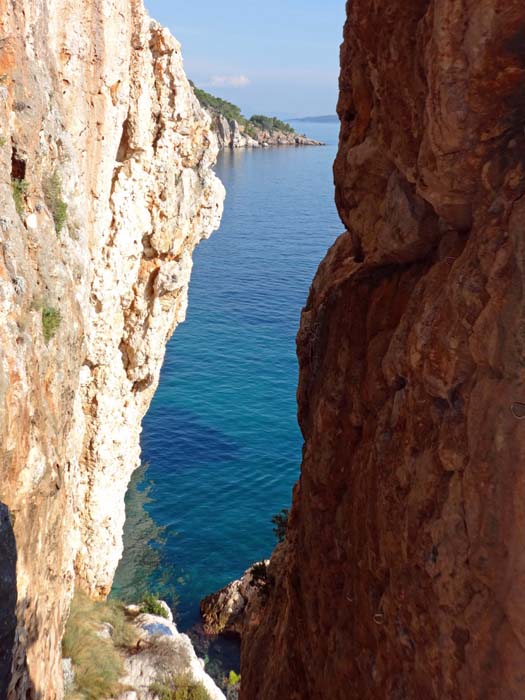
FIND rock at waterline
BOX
[200,560,271,637]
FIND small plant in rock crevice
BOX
[42,305,62,343]
[226,670,241,700]
[12,178,28,217]
[271,508,289,543]
[45,171,68,234]
[227,670,241,686]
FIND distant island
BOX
[191,83,324,149]
[290,115,339,123]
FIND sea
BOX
[112,120,342,673]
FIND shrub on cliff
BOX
[11,178,28,217]
[140,593,170,618]
[150,673,210,700]
[249,561,268,590]
[249,115,295,134]
[190,82,295,136]
[191,83,246,126]
[271,508,289,543]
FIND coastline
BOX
[210,112,324,149]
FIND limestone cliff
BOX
[0,1,224,697]
[241,1,525,699]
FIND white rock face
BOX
[73,17,225,599]
[212,114,260,149]
[121,614,226,700]
[0,1,224,697]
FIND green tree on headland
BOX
[190,82,295,135]
[249,115,295,134]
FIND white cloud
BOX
[209,74,251,88]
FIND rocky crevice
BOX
[240,2,525,699]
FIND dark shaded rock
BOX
[0,504,17,698]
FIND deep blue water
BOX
[113,122,342,635]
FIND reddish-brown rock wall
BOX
[241,2,525,698]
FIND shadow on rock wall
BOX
[0,502,17,697]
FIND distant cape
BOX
[289,115,339,123]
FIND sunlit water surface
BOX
[113,121,341,671]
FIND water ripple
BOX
[118,123,342,630]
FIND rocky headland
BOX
[210,113,323,150]
[191,85,323,149]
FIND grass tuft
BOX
[63,592,137,700]
[42,306,62,343]
[140,594,169,618]
[150,674,210,700]
[45,172,68,234]
[12,178,28,217]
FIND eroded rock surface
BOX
[241,2,525,699]
[0,1,223,697]
[200,560,270,637]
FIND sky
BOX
[144,0,345,118]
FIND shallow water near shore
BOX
[113,121,341,669]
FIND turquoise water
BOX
[114,122,341,634]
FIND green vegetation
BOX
[45,171,68,234]
[191,83,295,135]
[140,593,169,618]
[228,670,241,686]
[12,178,28,217]
[42,305,62,343]
[191,83,246,125]
[271,508,289,543]
[0,135,7,147]
[150,674,210,700]
[62,592,137,700]
[249,115,295,134]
